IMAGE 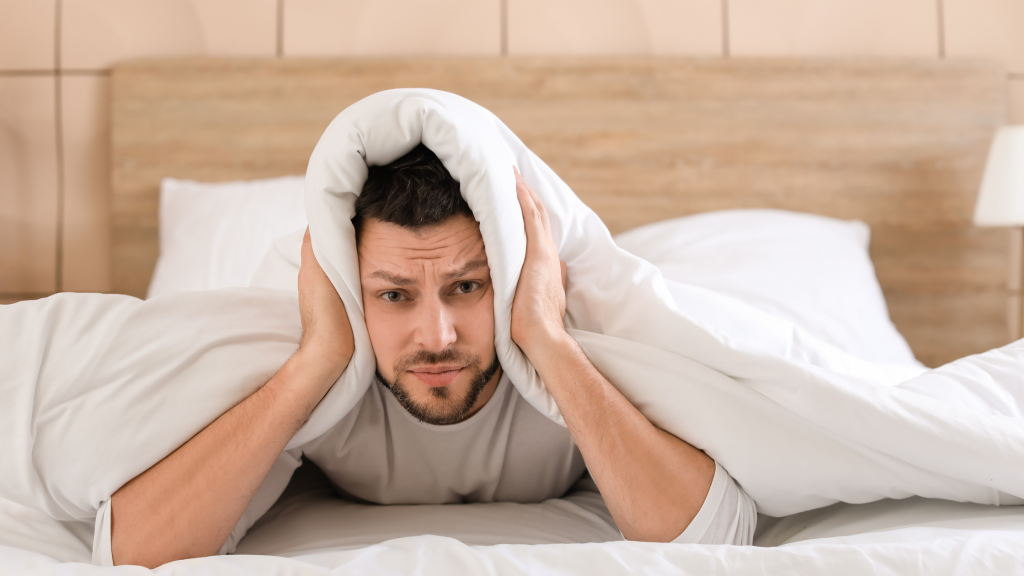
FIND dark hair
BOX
[353,144,471,241]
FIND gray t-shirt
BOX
[299,372,756,547]
[303,374,587,505]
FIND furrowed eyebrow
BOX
[367,270,415,286]
[442,259,489,282]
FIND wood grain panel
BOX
[111,57,1008,366]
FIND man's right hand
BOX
[297,228,355,388]
[110,229,354,568]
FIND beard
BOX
[376,348,502,426]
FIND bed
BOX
[2,57,1022,574]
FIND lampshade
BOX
[974,125,1024,226]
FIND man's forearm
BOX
[527,331,715,543]
[110,351,343,567]
[506,168,710,541]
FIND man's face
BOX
[358,214,500,425]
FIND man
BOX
[106,145,756,567]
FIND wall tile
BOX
[639,0,722,55]
[0,0,55,71]
[62,0,204,70]
[945,0,1024,74]
[283,0,500,56]
[189,0,278,56]
[0,77,58,294]
[1010,79,1024,123]
[61,76,112,293]
[730,0,940,57]
[509,0,721,56]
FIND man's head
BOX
[355,144,499,425]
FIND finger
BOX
[300,228,329,281]
[515,168,553,236]
[514,168,544,247]
[560,261,568,292]
[301,228,315,266]
[515,169,559,267]
[515,169,562,277]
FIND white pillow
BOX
[614,209,920,366]
[150,178,916,367]
[147,176,308,299]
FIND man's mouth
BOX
[408,365,464,387]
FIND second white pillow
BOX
[614,209,920,366]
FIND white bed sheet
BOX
[227,462,1024,573]
[231,464,1024,560]
[235,485,621,558]
[756,496,1024,546]
[234,490,1024,561]
[295,531,1024,575]
[8,457,1020,574]
[4,498,1022,576]
[5,534,1024,576]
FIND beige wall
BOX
[1,0,1023,302]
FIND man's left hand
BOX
[510,167,568,359]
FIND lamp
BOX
[974,125,1024,339]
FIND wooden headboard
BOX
[111,57,1008,367]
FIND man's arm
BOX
[110,230,353,567]
[510,168,715,543]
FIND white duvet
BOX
[1,89,1023,573]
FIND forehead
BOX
[357,215,488,273]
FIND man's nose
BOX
[412,294,457,352]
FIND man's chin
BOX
[376,356,500,425]
[406,376,475,408]
[397,386,477,425]
[382,375,482,425]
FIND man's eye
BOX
[381,291,404,302]
[454,281,480,294]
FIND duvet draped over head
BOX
[2,89,1024,526]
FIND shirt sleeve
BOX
[671,461,757,545]
[91,497,113,566]
[91,448,302,566]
